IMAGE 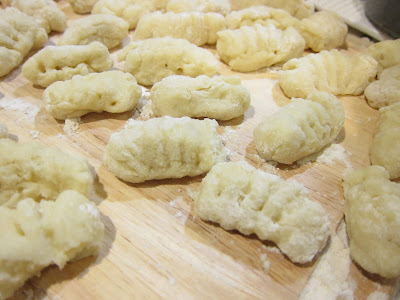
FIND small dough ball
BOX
[58,14,129,49]
[295,11,348,52]
[370,102,400,179]
[216,24,305,72]
[44,70,142,119]
[150,75,250,120]
[194,161,330,264]
[105,116,227,183]
[0,190,104,299]
[279,49,378,98]
[368,39,400,74]
[22,42,113,87]
[0,139,95,208]
[166,0,230,15]
[68,0,99,14]
[118,37,220,86]
[253,92,345,164]
[133,11,225,46]
[343,166,400,278]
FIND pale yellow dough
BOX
[118,37,220,86]
[22,42,113,87]
[0,123,9,139]
[58,14,129,49]
[150,75,250,120]
[194,161,330,264]
[44,70,142,120]
[166,0,231,15]
[133,11,225,46]
[68,0,99,14]
[295,11,348,52]
[370,103,400,179]
[253,92,345,164]
[279,49,378,98]
[343,166,400,278]
[0,139,95,208]
[367,39,400,74]
[0,190,104,299]
[105,116,227,183]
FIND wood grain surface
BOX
[1,1,399,299]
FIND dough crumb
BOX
[63,118,81,135]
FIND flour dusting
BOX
[0,98,39,123]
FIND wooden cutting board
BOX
[1,1,399,299]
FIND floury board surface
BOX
[1,1,398,299]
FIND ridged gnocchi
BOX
[68,0,99,14]
[166,0,230,15]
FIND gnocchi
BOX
[166,0,231,15]
[367,39,400,74]
[68,0,99,14]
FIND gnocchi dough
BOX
[367,39,400,74]
[364,64,400,108]
[44,70,142,119]
[105,116,227,183]
[118,37,220,85]
[166,0,231,15]
[343,166,400,278]
[294,11,348,52]
[58,14,129,49]
[370,103,400,179]
[216,24,305,72]
[194,161,330,264]
[22,42,113,87]
[0,190,104,299]
[0,139,95,208]
[68,0,99,14]
[133,11,225,46]
[150,75,250,120]
[279,49,378,98]
[253,92,345,164]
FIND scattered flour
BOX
[0,123,9,138]
[56,133,66,139]
[169,200,176,207]
[367,291,389,300]
[30,130,39,139]
[63,118,81,135]
[260,253,270,272]
[174,211,183,218]
[0,98,39,124]
[168,277,176,286]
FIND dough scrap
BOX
[133,11,225,46]
[370,102,400,179]
[367,39,400,74]
[22,42,113,87]
[118,37,220,85]
[253,92,345,164]
[0,190,104,299]
[105,116,227,183]
[68,0,99,14]
[166,0,231,15]
[279,49,378,98]
[343,166,400,278]
[150,75,250,120]
[194,161,330,264]
[58,14,129,49]
[295,11,348,52]
[0,139,95,208]
[44,70,142,119]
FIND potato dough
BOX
[166,0,231,15]
[22,42,113,87]
[295,11,348,52]
[0,139,95,208]
[44,71,142,119]
[253,92,345,164]
[105,116,227,183]
[118,37,220,85]
[0,190,104,299]
[194,161,330,263]
[370,103,400,179]
[343,166,400,278]
[364,64,400,108]
[368,39,400,74]
[279,49,378,98]
[216,24,305,72]
[68,0,99,14]
[150,75,250,120]
[58,14,129,49]
[133,11,225,46]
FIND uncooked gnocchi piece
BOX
[0,139,95,208]
[367,39,400,74]
[279,49,378,98]
[364,64,400,108]
[44,71,142,119]
[0,190,104,299]
[68,0,99,14]
[118,37,220,85]
[58,14,129,49]
[217,24,305,72]
[133,11,225,46]
[343,166,400,278]
[194,161,330,264]
[253,92,345,164]
[105,116,227,183]
[166,0,231,15]
[370,103,400,179]
[225,6,298,30]
[22,42,113,87]
[294,11,348,52]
